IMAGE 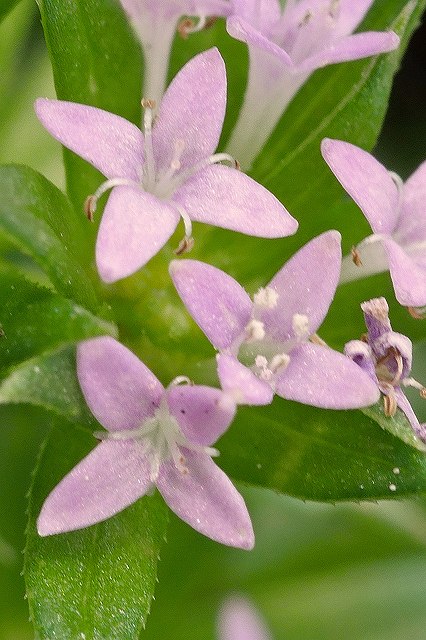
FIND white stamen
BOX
[245,319,265,342]
[255,355,268,369]
[253,287,279,309]
[402,377,426,397]
[169,375,192,388]
[269,353,290,373]
[292,313,310,340]
[142,99,157,188]
[85,178,138,217]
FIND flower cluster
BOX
[35,1,425,550]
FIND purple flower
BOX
[170,231,380,409]
[218,596,273,640]
[226,1,399,167]
[119,0,231,104]
[35,49,297,283]
[321,138,426,309]
[345,297,426,443]
[37,337,254,549]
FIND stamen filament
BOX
[142,99,157,189]
[85,178,138,219]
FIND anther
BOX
[253,287,279,309]
[351,245,362,267]
[328,0,340,18]
[177,17,196,39]
[292,313,310,340]
[299,10,312,27]
[383,393,397,417]
[407,306,426,320]
[245,319,265,342]
[141,98,156,111]
[174,235,195,256]
[169,375,192,388]
[84,195,96,222]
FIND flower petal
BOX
[217,354,274,406]
[173,164,298,237]
[394,388,426,444]
[261,231,341,340]
[169,259,252,350]
[336,0,375,35]
[152,48,226,173]
[231,0,281,30]
[37,440,152,536]
[226,16,294,67]
[381,237,426,308]
[35,98,143,181]
[275,342,380,408]
[219,597,273,640]
[298,31,399,74]
[167,384,236,446]
[96,186,179,283]
[321,138,400,233]
[77,337,164,432]
[399,160,426,246]
[157,450,254,549]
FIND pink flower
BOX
[36,49,297,283]
[37,337,254,549]
[218,596,273,640]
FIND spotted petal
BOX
[321,139,400,234]
[219,597,273,640]
[275,342,380,409]
[217,354,273,406]
[77,337,164,433]
[96,186,180,283]
[35,99,144,181]
[381,237,426,308]
[157,450,254,549]
[169,259,252,350]
[168,384,236,446]
[299,31,399,74]
[153,48,226,174]
[261,231,341,341]
[174,164,298,237]
[37,440,152,536]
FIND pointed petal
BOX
[261,231,341,341]
[381,237,426,308]
[399,160,426,245]
[168,384,236,446]
[394,388,426,444]
[321,138,400,233]
[219,597,273,640]
[169,259,252,350]
[35,98,143,181]
[226,16,294,67]
[174,164,298,237]
[275,342,380,409]
[96,186,179,283]
[217,354,273,406]
[77,337,164,432]
[152,48,226,173]
[157,451,254,549]
[298,31,399,74]
[37,440,152,536]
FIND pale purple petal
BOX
[381,237,426,307]
[398,160,426,245]
[217,354,273,406]
[96,186,179,283]
[231,0,281,30]
[35,99,143,181]
[298,31,399,74]
[394,388,426,444]
[226,16,293,67]
[321,139,400,234]
[157,450,254,549]
[169,259,252,350]
[344,339,378,383]
[261,231,341,341]
[77,337,164,432]
[219,597,273,640]
[360,296,392,343]
[173,164,298,237]
[120,0,231,21]
[152,48,226,173]
[37,440,152,536]
[336,0,375,35]
[275,342,380,408]
[167,385,236,446]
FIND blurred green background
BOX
[0,2,425,639]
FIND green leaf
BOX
[217,397,426,502]
[0,0,21,22]
[0,269,116,377]
[36,0,142,209]
[25,417,168,640]
[0,165,99,311]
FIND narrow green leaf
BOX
[0,269,116,376]
[0,0,21,22]
[25,418,168,640]
[218,397,426,501]
[0,165,99,310]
